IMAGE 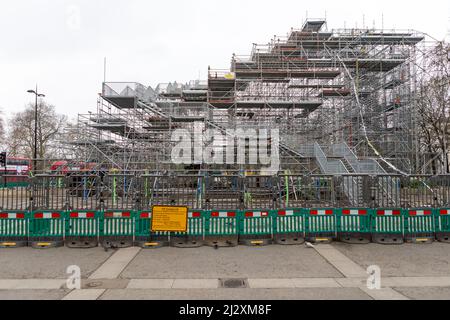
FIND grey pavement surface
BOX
[333,242,450,277]
[99,288,373,300]
[395,287,450,300]
[0,247,112,279]
[0,290,69,300]
[1,242,450,300]
[121,246,343,279]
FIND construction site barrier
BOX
[204,210,239,247]
[404,209,435,244]
[29,211,64,248]
[239,210,273,246]
[99,211,134,249]
[4,207,450,248]
[65,211,99,248]
[134,211,170,248]
[306,208,336,243]
[436,209,450,243]
[170,211,204,248]
[3,174,450,212]
[337,208,372,244]
[273,209,305,245]
[0,211,28,248]
[371,209,404,245]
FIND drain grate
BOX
[220,278,248,288]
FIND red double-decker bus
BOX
[2,157,32,176]
[0,157,32,188]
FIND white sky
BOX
[0,0,449,121]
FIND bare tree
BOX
[0,108,4,144]
[417,42,450,174]
[6,101,67,170]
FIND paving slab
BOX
[360,287,408,300]
[332,243,450,277]
[121,246,342,279]
[0,247,113,279]
[89,247,141,280]
[395,287,450,300]
[0,290,68,300]
[99,288,373,300]
[62,289,105,300]
[314,245,367,278]
[0,279,65,290]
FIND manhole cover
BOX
[220,278,248,288]
[87,281,103,288]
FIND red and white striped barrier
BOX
[277,210,294,216]
[409,210,432,216]
[211,211,236,218]
[0,212,25,219]
[440,210,450,215]
[342,209,367,216]
[104,212,131,218]
[140,212,151,218]
[69,212,96,219]
[310,209,334,216]
[34,212,61,219]
[376,210,401,216]
[189,211,202,218]
[244,211,269,218]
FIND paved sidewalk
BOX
[1,243,450,300]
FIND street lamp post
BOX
[27,86,45,174]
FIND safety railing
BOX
[2,173,450,211]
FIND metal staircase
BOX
[341,158,356,173]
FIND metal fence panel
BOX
[32,175,67,210]
[141,175,202,209]
[0,176,31,211]
[204,175,242,210]
[282,176,336,208]
[102,175,137,210]
[66,174,102,210]
[244,176,278,209]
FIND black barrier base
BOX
[29,237,64,249]
[372,233,404,245]
[306,233,334,244]
[274,233,305,245]
[100,237,133,249]
[239,236,272,246]
[405,233,434,244]
[436,232,450,243]
[0,237,28,248]
[170,236,203,248]
[204,236,239,248]
[134,236,169,249]
[338,233,371,244]
[65,237,99,249]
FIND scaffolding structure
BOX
[62,19,441,176]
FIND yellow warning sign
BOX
[151,206,188,232]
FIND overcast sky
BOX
[1,0,449,121]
